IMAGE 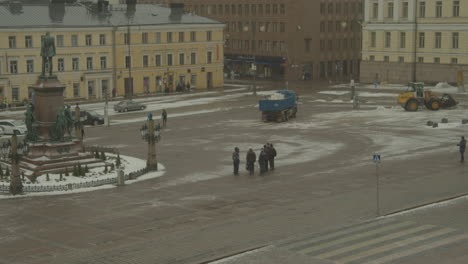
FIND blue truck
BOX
[259,90,298,122]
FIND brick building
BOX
[148,0,363,82]
[361,0,468,84]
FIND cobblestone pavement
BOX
[1,81,468,264]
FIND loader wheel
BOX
[428,98,440,111]
[405,99,419,111]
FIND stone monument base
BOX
[19,140,108,178]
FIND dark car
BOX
[114,100,146,112]
[73,111,104,126]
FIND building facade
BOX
[150,0,363,82]
[361,0,468,84]
[0,1,224,105]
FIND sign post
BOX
[373,154,381,216]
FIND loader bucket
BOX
[440,94,458,108]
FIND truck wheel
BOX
[405,99,419,111]
[428,98,440,111]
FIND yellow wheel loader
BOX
[397,82,458,111]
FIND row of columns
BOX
[364,0,417,23]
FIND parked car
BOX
[0,120,27,135]
[114,100,146,113]
[82,111,105,126]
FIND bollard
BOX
[116,169,125,186]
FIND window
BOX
[384,56,390,62]
[167,54,173,66]
[85,34,92,46]
[402,2,409,18]
[320,40,325,51]
[385,32,391,48]
[435,32,442,48]
[232,4,236,15]
[99,34,106,45]
[155,55,161,66]
[371,32,376,47]
[399,56,405,63]
[143,55,149,67]
[124,33,129,44]
[259,4,263,15]
[434,57,440,63]
[400,32,406,48]
[336,3,341,14]
[190,31,196,41]
[58,58,64,72]
[156,32,161,44]
[8,36,16,48]
[73,83,80,97]
[305,39,311,52]
[252,4,256,15]
[453,32,459,48]
[167,32,173,43]
[419,2,425,17]
[25,36,32,48]
[418,57,424,63]
[320,3,325,14]
[57,35,64,47]
[207,31,212,41]
[320,22,325,32]
[238,4,242,15]
[71,35,78,47]
[266,4,270,14]
[370,56,375,62]
[26,60,34,73]
[86,57,93,70]
[179,53,185,65]
[452,58,458,64]
[100,56,107,69]
[328,40,333,50]
[435,1,442,17]
[142,32,148,44]
[191,52,196,64]
[178,32,184,42]
[225,4,229,14]
[453,1,460,17]
[280,23,285,32]
[125,56,131,68]
[280,4,285,14]
[88,81,95,97]
[12,87,19,101]
[372,3,378,18]
[207,51,213,64]
[328,21,333,32]
[418,32,425,48]
[387,2,394,18]
[266,40,271,51]
[328,3,333,14]
[72,58,79,71]
[10,60,17,74]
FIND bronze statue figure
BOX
[51,107,66,142]
[25,103,38,142]
[64,104,73,136]
[41,32,56,77]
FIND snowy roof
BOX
[0,2,222,28]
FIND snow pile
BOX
[435,82,456,89]
[268,93,285,100]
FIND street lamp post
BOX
[244,25,264,96]
[140,114,160,171]
[104,89,109,127]
[1,135,30,195]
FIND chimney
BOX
[169,1,184,22]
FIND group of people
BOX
[232,143,277,176]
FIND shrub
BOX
[73,165,78,176]
[104,164,108,173]
[95,151,100,159]
[46,173,50,181]
[85,165,89,173]
[116,154,121,168]
[5,167,10,177]
[110,163,115,171]
[100,152,106,160]
[65,167,69,176]
[59,173,63,181]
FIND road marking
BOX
[362,233,468,264]
[282,218,396,249]
[336,228,455,263]
[317,224,435,259]
[297,221,415,255]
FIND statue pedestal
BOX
[30,78,66,141]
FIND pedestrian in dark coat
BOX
[161,109,167,128]
[232,147,240,175]
[246,147,256,176]
[268,143,277,170]
[258,148,268,175]
[458,136,466,162]
[263,145,269,172]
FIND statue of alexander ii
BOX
[41,32,56,78]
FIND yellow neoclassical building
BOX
[0,1,224,104]
[361,0,468,83]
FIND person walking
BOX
[258,148,268,175]
[263,144,270,172]
[232,147,240,175]
[161,109,167,128]
[458,136,466,162]
[246,147,256,176]
[268,143,277,170]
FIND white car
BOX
[0,120,27,135]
